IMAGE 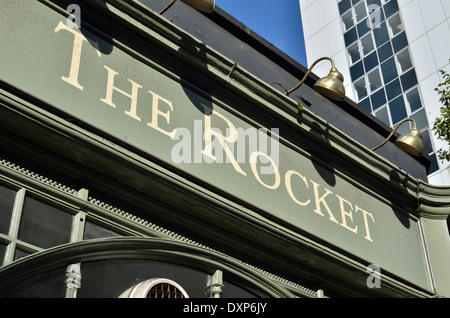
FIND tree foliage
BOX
[433,68,450,161]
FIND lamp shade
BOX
[313,67,346,101]
[395,127,424,157]
[284,57,346,101]
[181,0,215,12]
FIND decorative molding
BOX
[0,237,298,298]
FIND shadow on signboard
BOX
[52,0,114,55]
[305,121,337,187]
[389,170,412,229]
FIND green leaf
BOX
[432,59,450,161]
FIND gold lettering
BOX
[147,90,176,138]
[310,180,339,224]
[202,106,246,176]
[55,17,378,244]
[336,195,358,234]
[250,151,280,190]
[355,205,375,242]
[100,66,143,121]
[54,21,101,90]
[285,170,310,206]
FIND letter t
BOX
[54,21,101,90]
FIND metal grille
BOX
[147,283,186,298]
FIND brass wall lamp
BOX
[160,0,215,14]
[286,58,423,157]
[372,118,424,157]
[285,57,346,101]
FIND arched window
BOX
[120,278,189,298]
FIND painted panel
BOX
[0,0,431,290]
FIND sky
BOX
[214,0,307,66]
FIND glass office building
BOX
[300,0,450,185]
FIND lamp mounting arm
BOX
[372,118,416,151]
[160,0,177,14]
[285,57,335,96]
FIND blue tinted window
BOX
[389,95,407,124]
[350,61,365,81]
[373,22,389,46]
[386,79,402,101]
[381,58,398,84]
[357,18,371,37]
[367,0,382,7]
[371,88,386,110]
[392,32,408,53]
[411,109,429,131]
[378,42,393,62]
[348,42,361,64]
[397,49,413,73]
[359,97,372,112]
[367,4,385,29]
[401,69,418,91]
[361,33,375,56]
[384,0,399,18]
[339,0,352,15]
[372,8,385,28]
[406,88,423,113]
[354,77,368,100]
[421,130,433,155]
[428,154,438,173]
[344,28,358,46]
[354,1,367,22]
[375,106,390,126]
[342,11,355,31]
[429,154,439,174]
[364,51,379,72]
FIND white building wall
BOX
[300,0,354,100]
[299,0,450,185]
[398,0,450,185]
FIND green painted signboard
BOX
[0,0,431,290]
